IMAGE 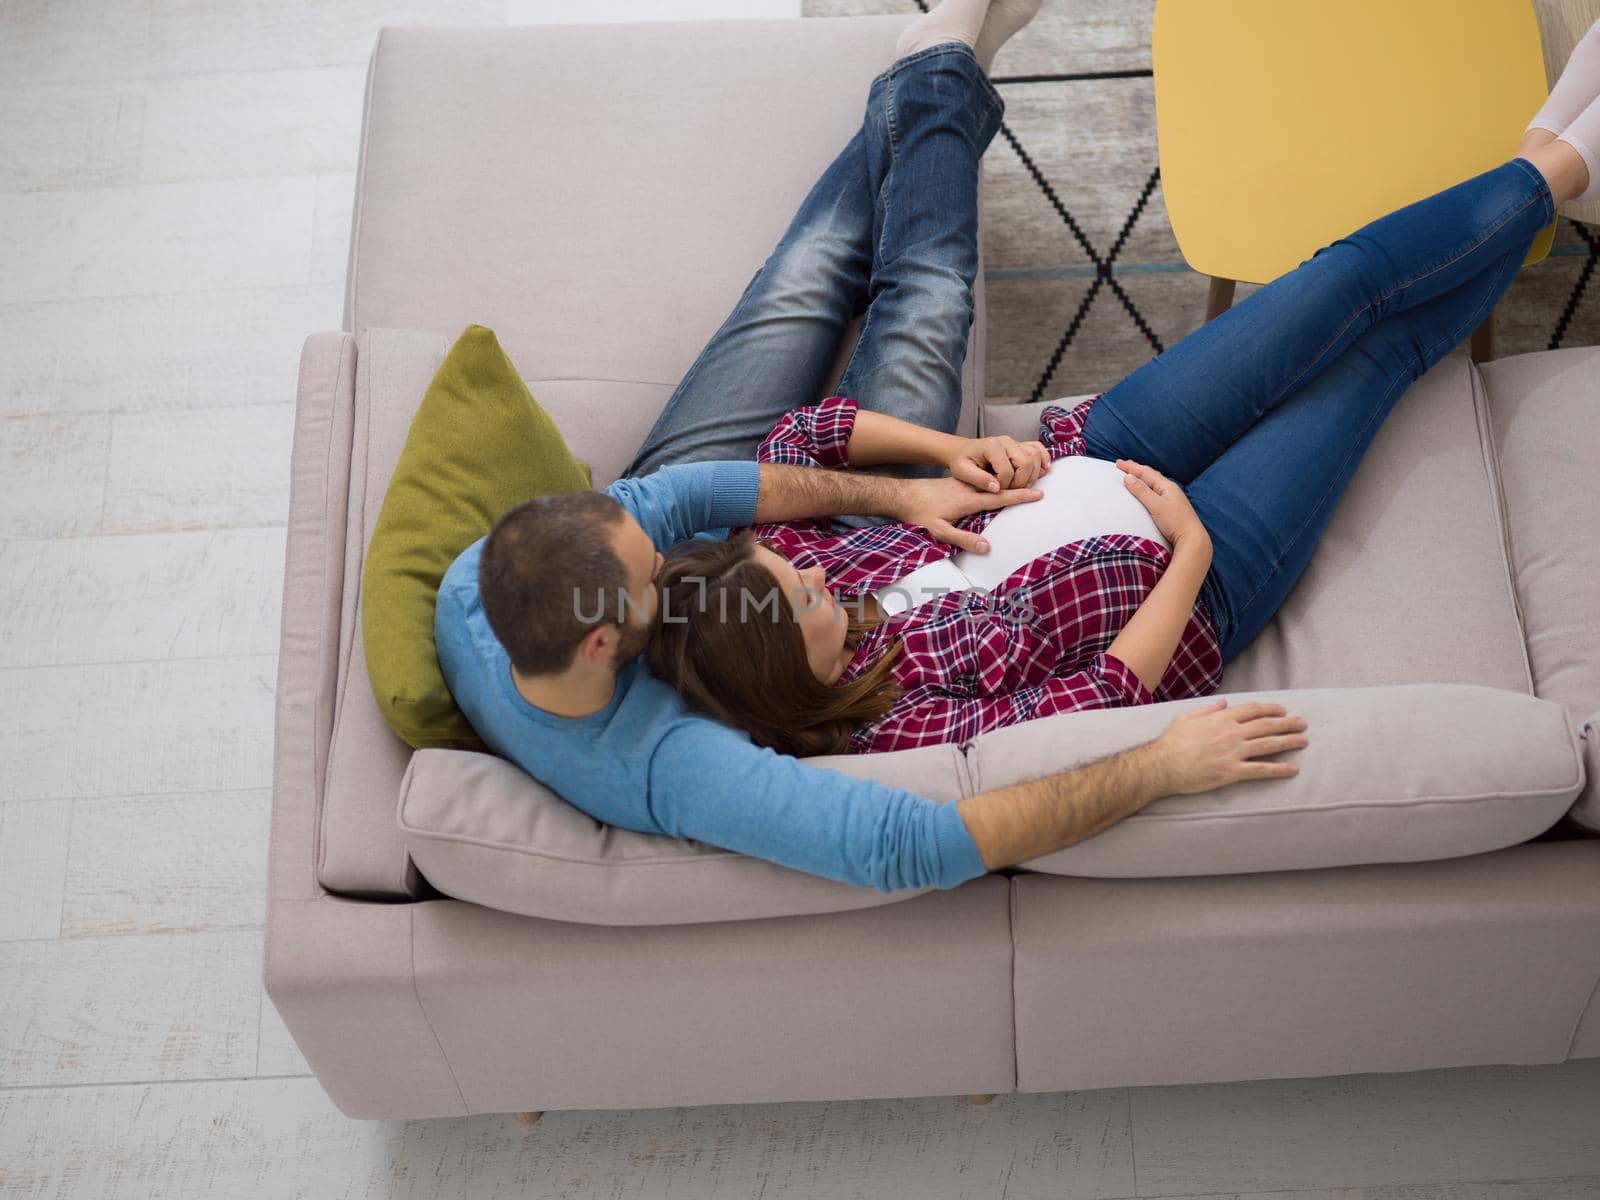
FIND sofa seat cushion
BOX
[963,683,1582,878]
[983,355,1533,695]
[1480,346,1600,830]
[397,742,968,925]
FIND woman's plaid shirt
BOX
[745,396,1225,753]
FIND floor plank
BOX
[254,986,312,1078]
[0,284,343,419]
[100,404,295,533]
[138,68,367,184]
[0,799,73,942]
[0,528,285,669]
[1119,1181,1600,1200]
[60,790,271,938]
[1128,1060,1600,1195]
[0,80,146,194]
[0,177,316,305]
[0,930,262,1087]
[0,412,115,540]
[311,172,358,286]
[0,1076,1138,1200]
[0,655,277,803]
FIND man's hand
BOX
[948,435,1051,492]
[895,476,1043,553]
[1149,699,1309,794]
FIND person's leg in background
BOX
[1079,156,1565,487]
[828,40,1004,466]
[1185,242,1534,661]
[624,0,1027,481]
[619,123,876,479]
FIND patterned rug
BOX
[805,0,1600,402]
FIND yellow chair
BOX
[1153,0,1558,361]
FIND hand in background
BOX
[948,435,1051,492]
[895,475,1043,554]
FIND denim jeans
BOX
[623,41,1003,482]
[624,40,1553,667]
[1081,156,1554,661]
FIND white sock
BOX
[1528,17,1600,136]
[973,0,1042,74]
[895,0,991,59]
[1558,91,1600,201]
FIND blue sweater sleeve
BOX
[646,717,988,893]
[605,461,760,548]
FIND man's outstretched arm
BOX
[647,700,1308,890]
[605,456,1042,556]
[956,699,1308,868]
[753,462,1041,554]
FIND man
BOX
[434,41,1308,893]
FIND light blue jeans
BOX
[624,40,1555,663]
[624,41,1003,483]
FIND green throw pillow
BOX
[362,324,592,750]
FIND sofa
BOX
[264,15,1600,1120]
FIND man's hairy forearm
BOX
[955,742,1171,870]
[753,462,902,523]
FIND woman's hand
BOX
[947,435,1051,492]
[1117,458,1210,550]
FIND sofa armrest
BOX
[269,332,357,906]
[1574,709,1600,833]
[964,683,1585,878]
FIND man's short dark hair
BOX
[478,491,630,677]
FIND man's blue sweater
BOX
[433,459,988,893]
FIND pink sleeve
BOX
[1036,395,1101,460]
[756,395,859,469]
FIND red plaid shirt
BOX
[746,395,1224,752]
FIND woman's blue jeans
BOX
[624,39,1555,665]
[624,41,1003,481]
[1081,156,1553,660]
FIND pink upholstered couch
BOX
[265,15,1600,1119]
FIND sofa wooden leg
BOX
[968,1093,995,1105]
[513,1111,544,1127]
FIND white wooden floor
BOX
[2,2,1599,1197]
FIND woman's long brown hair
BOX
[646,531,902,757]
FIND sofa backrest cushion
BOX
[397,741,969,925]
[966,683,1583,878]
[360,324,591,751]
[1479,346,1600,830]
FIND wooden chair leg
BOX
[968,1093,996,1105]
[1205,276,1237,321]
[1470,310,1496,362]
[513,1111,544,1127]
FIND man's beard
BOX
[611,616,651,668]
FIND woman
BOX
[646,15,1600,757]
